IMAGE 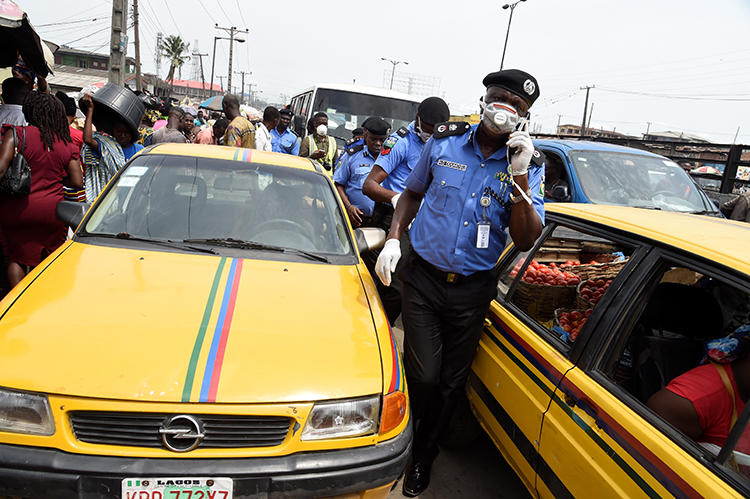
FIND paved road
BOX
[388,324,529,498]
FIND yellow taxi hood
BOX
[0,242,383,403]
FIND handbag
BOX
[0,126,31,197]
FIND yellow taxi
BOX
[0,144,410,498]
[468,203,750,497]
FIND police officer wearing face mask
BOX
[361,96,450,325]
[375,69,545,497]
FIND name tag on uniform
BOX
[476,221,490,249]
[437,159,467,171]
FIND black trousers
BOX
[361,203,407,326]
[400,252,498,462]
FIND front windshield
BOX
[570,150,713,213]
[83,154,353,257]
[312,88,419,141]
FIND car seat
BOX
[632,282,724,401]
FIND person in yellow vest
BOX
[299,112,338,174]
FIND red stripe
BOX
[243,148,251,162]
[207,259,243,402]
[387,323,398,393]
[489,312,700,498]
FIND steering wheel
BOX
[254,218,310,237]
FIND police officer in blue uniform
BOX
[270,108,300,155]
[375,69,545,497]
[361,97,450,325]
[333,117,390,228]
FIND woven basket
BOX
[575,278,614,309]
[515,280,577,322]
[561,258,627,281]
[553,307,592,328]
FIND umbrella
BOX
[0,0,51,78]
[198,95,223,111]
[691,166,721,175]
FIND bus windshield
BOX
[312,88,419,141]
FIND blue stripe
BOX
[199,258,238,402]
[392,333,401,391]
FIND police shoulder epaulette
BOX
[396,126,409,138]
[433,121,471,139]
[347,144,364,155]
[345,137,358,146]
[531,149,546,167]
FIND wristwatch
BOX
[509,187,533,205]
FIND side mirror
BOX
[551,184,571,201]
[354,227,386,255]
[56,200,91,229]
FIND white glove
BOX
[507,130,534,176]
[391,192,401,209]
[375,238,401,287]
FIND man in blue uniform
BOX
[270,108,300,155]
[333,118,390,228]
[334,126,366,173]
[361,97,450,325]
[375,69,545,497]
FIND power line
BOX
[235,0,249,29]
[63,24,112,46]
[215,0,232,24]
[162,0,182,37]
[36,17,106,27]
[598,87,750,102]
[195,0,218,24]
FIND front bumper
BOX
[0,420,411,498]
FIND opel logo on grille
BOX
[159,415,205,452]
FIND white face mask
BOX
[481,102,520,135]
[316,124,328,136]
[415,117,432,143]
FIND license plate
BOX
[121,477,233,499]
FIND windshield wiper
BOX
[183,238,330,263]
[631,205,662,210]
[84,232,218,254]
[688,210,718,216]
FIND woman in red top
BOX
[0,91,83,287]
[648,326,750,458]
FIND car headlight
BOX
[0,387,55,435]
[301,395,380,441]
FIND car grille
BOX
[69,411,293,449]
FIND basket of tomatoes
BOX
[554,308,593,342]
[576,278,613,309]
[560,258,627,281]
[512,260,581,321]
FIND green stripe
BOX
[233,148,241,161]
[483,325,660,498]
[182,257,227,401]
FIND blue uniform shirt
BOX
[335,137,364,171]
[376,122,426,194]
[333,145,377,217]
[270,127,300,155]
[406,124,545,276]
[121,142,144,160]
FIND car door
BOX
[469,215,646,497]
[538,244,750,497]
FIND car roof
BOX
[533,139,665,159]
[142,143,321,172]
[547,203,750,275]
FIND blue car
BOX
[534,139,721,216]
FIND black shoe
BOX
[402,459,432,497]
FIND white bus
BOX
[289,83,422,144]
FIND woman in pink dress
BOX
[0,91,83,287]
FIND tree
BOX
[160,35,190,95]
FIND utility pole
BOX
[645,121,652,136]
[193,51,208,99]
[234,70,248,104]
[500,0,528,69]
[580,85,594,137]
[155,32,162,78]
[108,0,127,85]
[556,114,562,133]
[132,0,142,91]
[215,25,249,96]
[248,83,257,105]
[587,102,594,131]
[381,58,408,90]
[218,75,225,92]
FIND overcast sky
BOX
[24,0,750,143]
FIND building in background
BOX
[556,124,635,139]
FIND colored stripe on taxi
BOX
[182,257,245,403]
[480,312,702,498]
